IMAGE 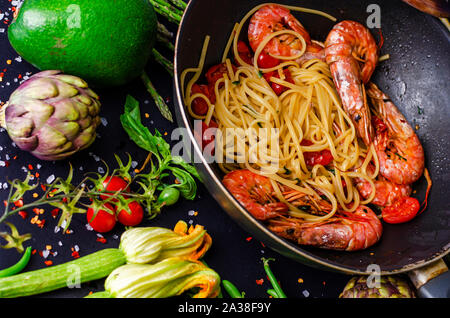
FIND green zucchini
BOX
[0,248,126,298]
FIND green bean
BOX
[0,246,32,278]
[266,288,279,298]
[222,280,244,298]
[262,258,287,298]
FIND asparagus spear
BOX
[141,72,173,122]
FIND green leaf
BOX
[170,156,202,181]
[120,95,162,157]
[169,166,197,201]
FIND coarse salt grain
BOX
[302,290,310,298]
[42,250,50,258]
[46,174,55,184]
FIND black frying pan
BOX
[173,0,450,297]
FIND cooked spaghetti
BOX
[181,5,383,223]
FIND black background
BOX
[0,0,352,298]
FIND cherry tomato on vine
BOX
[86,203,117,233]
[99,176,129,201]
[382,196,420,224]
[117,201,144,226]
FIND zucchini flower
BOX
[97,258,221,298]
[119,220,212,264]
[340,275,415,298]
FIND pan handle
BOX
[408,258,450,298]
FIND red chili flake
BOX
[32,207,43,215]
[256,279,264,285]
[44,260,53,266]
[35,172,40,178]
[27,164,34,170]
[14,199,23,207]
[71,251,80,259]
[50,208,60,218]
[260,242,265,248]
[17,74,22,79]
[37,219,45,228]
[96,237,107,244]
[18,211,28,219]
[245,237,252,242]
[3,200,7,207]
[32,249,37,255]
[40,184,46,191]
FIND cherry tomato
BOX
[257,51,280,69]
[382,196,420,224]
[191,83,215,116]
[117,201,144,226]
[205,63,237,89]
[99,176,129,201]
[86,203,117,233]
[236,41,253,65]
[301,139,334,166]
[157,187,180,206]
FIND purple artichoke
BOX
[340,275,416,298]
[0,70,101,161]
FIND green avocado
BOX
[8,0,157,87]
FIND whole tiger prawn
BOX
[248,5,379,146]
[248,4,325,65]
[223,169,382,251]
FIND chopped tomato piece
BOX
[190,83,215,116]
[236,41,254,65]
[194,120,218,156]
[264,69,294,96]
[382,196,420,224]
[257,51,280,69]
[301,139,334,166]
[205,63,237,89]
